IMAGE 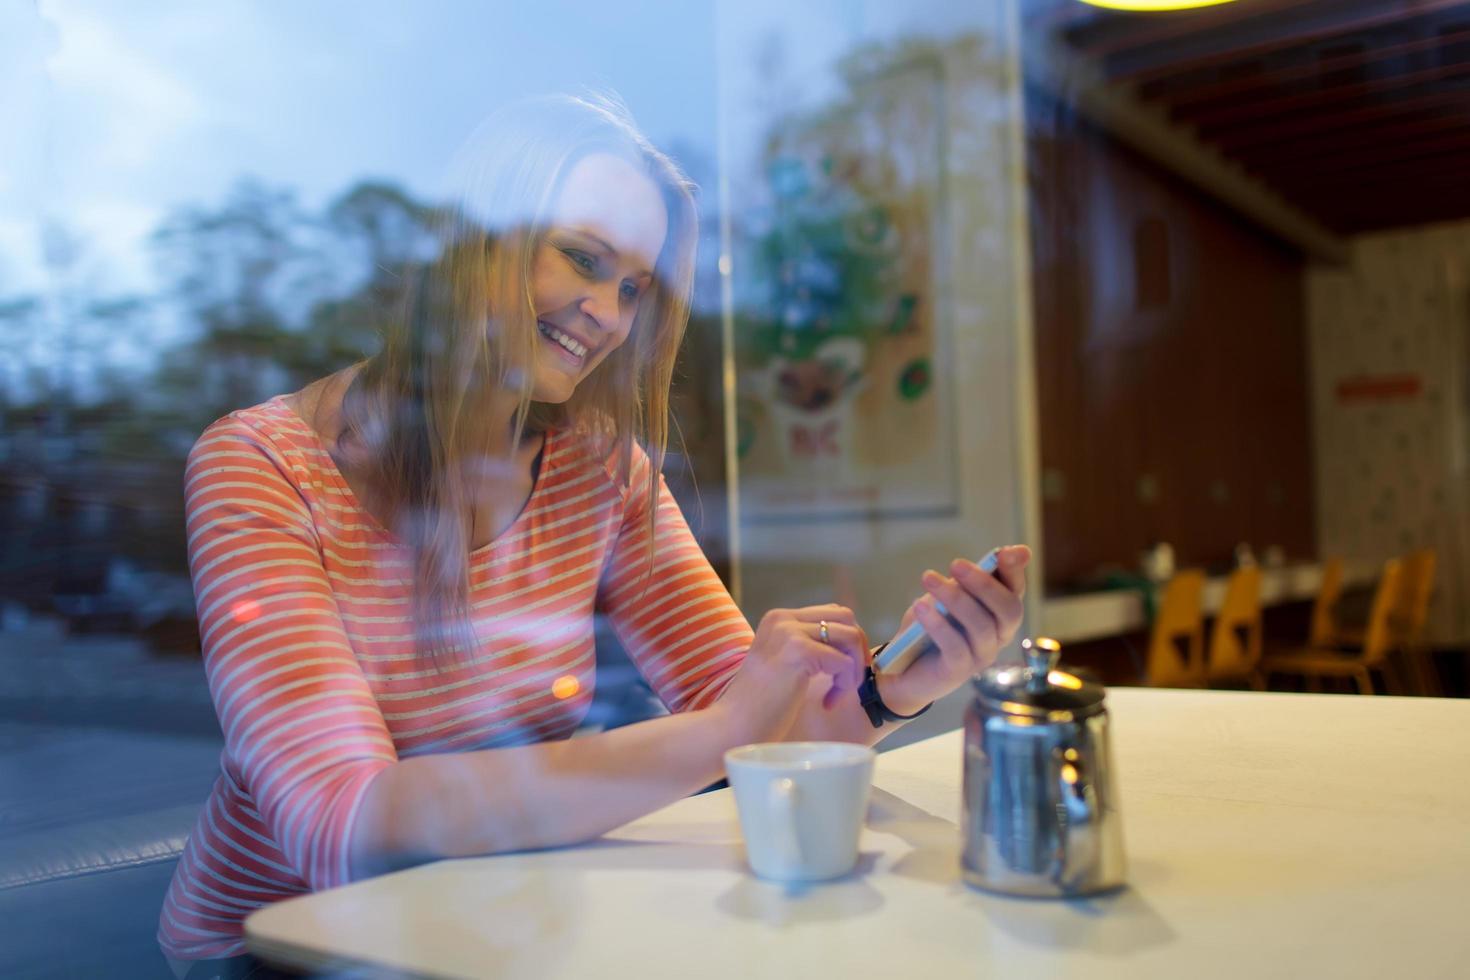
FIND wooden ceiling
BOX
[1033,0,1470,234]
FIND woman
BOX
[159,94,1029,973]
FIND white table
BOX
[1040,560,1378,644]
[247,689,1470,979]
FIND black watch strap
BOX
[858,647,932,729]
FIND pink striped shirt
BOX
[159,396,752,959]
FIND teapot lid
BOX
[973,637,1106,717]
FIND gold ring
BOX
[819,620,830,645]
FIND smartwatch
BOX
[857,644,932,729]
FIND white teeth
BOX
[538,321,588,359]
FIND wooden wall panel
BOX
[1028,90,1316,592]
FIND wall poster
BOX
[733,52,961,523]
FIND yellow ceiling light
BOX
[1077,0,1240,10]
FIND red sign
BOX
[1334,374,1422,404]
[787,420,842,458]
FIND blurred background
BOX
[2,0,1467,974]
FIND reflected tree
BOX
[0,296,44,405]
[0,174,447,599]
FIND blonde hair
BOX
[338,94,697,660]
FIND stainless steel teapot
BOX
[962,637,1127,897]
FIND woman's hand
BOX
[715,604,869,745]
[878,545,1031,716]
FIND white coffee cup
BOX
[724,741,876,882]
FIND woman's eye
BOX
[620,280,642,301]
[563,249,596,274]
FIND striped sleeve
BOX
[184,417,396,891]
[597,446,752,713]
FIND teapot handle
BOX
[1053,745,1098,893]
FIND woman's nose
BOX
[578,281,623,334]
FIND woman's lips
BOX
[538,320,590,368]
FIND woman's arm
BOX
[350,700,739,876]
[184,420,397,892]
[350,604,865,878]
[593,448,755,714]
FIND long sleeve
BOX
[184,417,396,891]
[596,446,752,713]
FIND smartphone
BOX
[873,548,1003,675]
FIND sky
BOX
[0,0,723,297]
[0,0,1009,297]
[0,0,1016,411]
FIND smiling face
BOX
[528,152,669,404]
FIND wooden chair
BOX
[1206,565,1263,689]
[1396,549,1440,695]
[1258,559,1403,695]
[1307,557,1345,648]
[1332,550,1438,695]
[1145,570,1206,688]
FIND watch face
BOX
[858,668,886,727]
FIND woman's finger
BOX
[985,545,1031,598]
[913,595,971,672]
[811,620,868,665]
[785,603,859,628]
[923,570,1001,651]
[798,619,867,694]
[796,636,861,691]
[814,629,866,709]
[951,560,1024,630]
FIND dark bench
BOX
[0,723,222,979]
